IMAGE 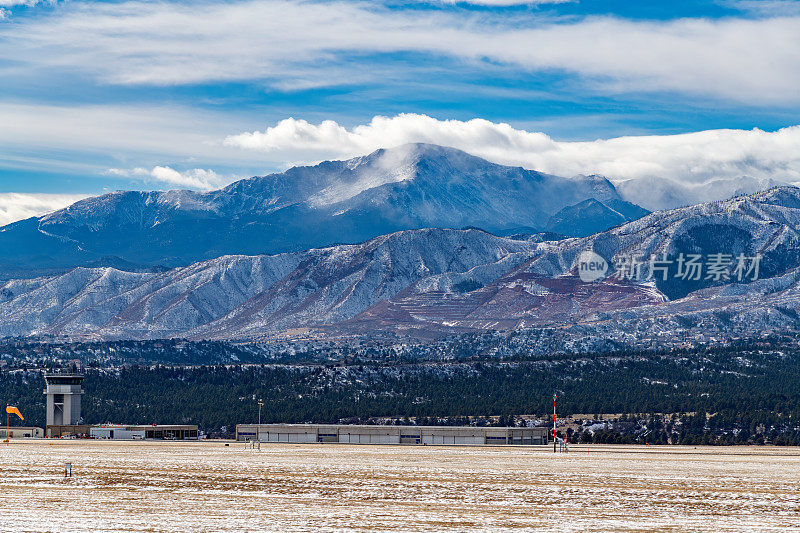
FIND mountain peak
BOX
[0,143,642,279]
[368,142,476,159]
[352,143,491,174]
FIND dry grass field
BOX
[1,440,799,532]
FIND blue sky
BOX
[1,0,799,222]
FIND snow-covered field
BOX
[1,441,799,532]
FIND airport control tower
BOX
[44,372,84,426]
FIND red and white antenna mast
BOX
[553,393,557,453]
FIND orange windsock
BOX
[5,406,23,420]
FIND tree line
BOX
[2,345,800,443]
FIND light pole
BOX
[553,393,557,453]
[258,399,264,442]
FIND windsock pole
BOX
[5,406,23,444]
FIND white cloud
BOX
[726,0,800,17]
[2,0,799,103]
[0,0,54,17]
[0,0,49,6]
[436,0,573,5]
[225,113,800,190]
[107,166,225,190]
[0,193,90,226]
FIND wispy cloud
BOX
[0,0,52,6]
[0,101,273,179]
[107,166,226,190]
[435,0,573,5]
[2,0,799,104]
[725,0,800,17]
[225,113,800,188]
[0,0,55,19]
[0,193,90,226]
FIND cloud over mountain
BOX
[0,193,89,226]
[107,166,225,190]
[226,114,800,208]
[2,1,799,203]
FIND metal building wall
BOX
[236,424,549,445]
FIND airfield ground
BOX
[1,441,799,532]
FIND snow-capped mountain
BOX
[616,175,787,211]
[545,198,648,237]
[4,187,800,342]
[523,186,800,299]
[0,228,535,339]
[0,143,645,280]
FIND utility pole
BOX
[258,399,264,442]
[553,393,557,453]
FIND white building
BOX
[90,426,146,440]
[89,425,199,440]
[1,427,44,438]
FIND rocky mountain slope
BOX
[544,198,648,237]
[523,186,800,298]
[3,187,800,342]
[0,144,645,280]
[0,229,535,340]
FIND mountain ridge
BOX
[3,187,800,342]
[0,143,646,280]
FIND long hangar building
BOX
[237,423,550,445]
